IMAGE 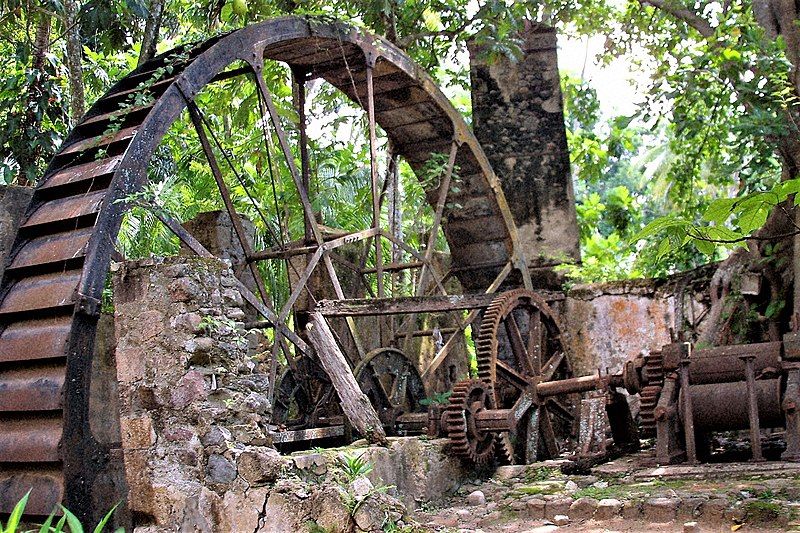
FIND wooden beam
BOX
[305,312,387,445]
[315,293,498,316]
[271,425,345,444]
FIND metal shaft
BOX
[741,354,764,462]
[679,360,698,464]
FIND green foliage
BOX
[0,491,121,533]
[337,453,373,482]
[555,2,800,282]
[631,177,800,261]
[419,391,452,406]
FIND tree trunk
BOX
[646,1,800,344]
[137,0,165,66]
[16,11,51,184]
[63,0,85,122]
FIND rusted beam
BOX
[315,293,498,316]
[416,140,458,297]
[362,261,423,274]
[185,102,272,306]
[365,63,384,301]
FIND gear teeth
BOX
[444,379,496,464]
[474,289,568,464]
[638,351,665,437]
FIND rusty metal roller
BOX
[679,379,784,432]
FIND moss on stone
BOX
[743,500,788,525]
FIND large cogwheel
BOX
[475,289,576,463]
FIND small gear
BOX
[444,379,496,464]
[638,351,665,437]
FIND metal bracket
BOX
[75,293,101,317]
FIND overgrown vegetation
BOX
[2,1,799,290]
[0,492,121,533]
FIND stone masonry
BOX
[112,256,278,531]
[470,22,581,288]
[0,185,33,281]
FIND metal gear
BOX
[638,350,665,437]
[444,379,497,464]
[475,289,575,463]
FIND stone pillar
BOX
[0,185,34,281]
[181,210,260,320]
[112,257,278,530]
[469,22,580,288]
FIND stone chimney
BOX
[469,22,580,288]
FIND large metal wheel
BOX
[354,347,427,434]
[0,16,530,520]
[476,289,577,463]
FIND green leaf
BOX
[93,503,119,533]
[4,490,29,533]
[705,226,744,242]
[721,48,742,61]
[765,300,785,318]
[703,198,737,224]
[60,506,84,533]
[656,237,671,259]
[49,513,68,533]
[773,178,800,202]
[629,216,688,243]
[693,237,715,255]
[737,204,769,235]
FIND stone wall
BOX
[550,267,715,415]
[469,23,580,288]
[112,256,278,531]
[109,256,467,531]
[0,185,33,280]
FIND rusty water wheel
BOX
[353,347,427,434]
[0,15,528,521]
[476,289,577,464]
[444,378,497,464]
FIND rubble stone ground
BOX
[414,450,800,532]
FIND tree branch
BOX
[688,228,800,244]
[639,0,715,38]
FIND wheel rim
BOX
[354,347,427,432]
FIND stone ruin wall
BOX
[109,255,464,532]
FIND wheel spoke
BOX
[504,312,532,375]
[541,351,566,382]
[367,364,394,408]
[390,372,409,408]
[496,360,530,391]
[539,404,560,459]
[185,103,272,305]
[525,406,541,463]
[547,397,574,422]
[527,309,542,374]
